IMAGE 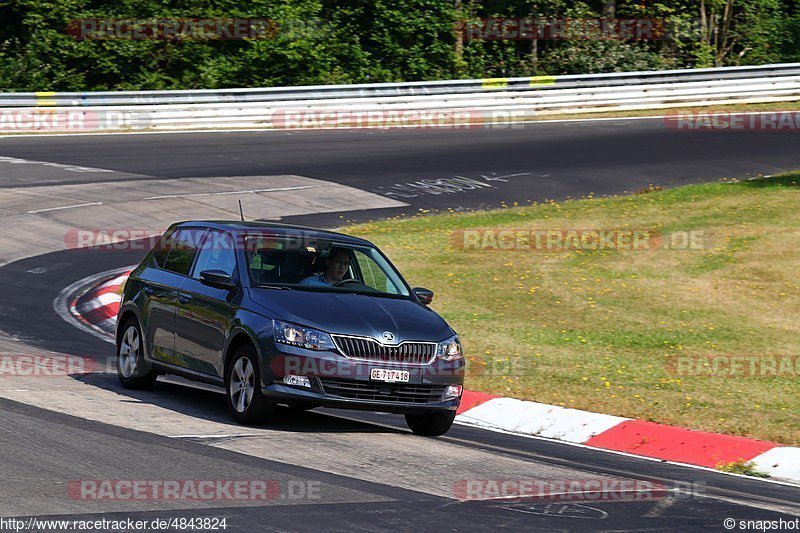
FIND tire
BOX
[405,410,456,437]
[225,345,274,425]
[117,318,158,390]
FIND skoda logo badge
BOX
[382,331,396,343]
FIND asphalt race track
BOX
[3,118,800,223]
[1,119,800,531]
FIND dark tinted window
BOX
[244,235,409,296]
[151,229,175,268]
[162,229,204,276]
[192,230,237,278]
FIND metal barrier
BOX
[1,63,799,132]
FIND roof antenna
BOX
[238,199,245,222]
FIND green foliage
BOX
[0,0,798,90]
[539,40,671,74]
[716,460,770,478]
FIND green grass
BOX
[342,173,800,445]
[716,460,771,478]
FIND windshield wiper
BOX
[256,284,292,290]
[299,286,408,299]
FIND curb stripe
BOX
[97,317,118,334]
[456,390,499,415]
[750,447,800,480]
[457,397,629,444]
[98,272,131,290]
[81,302,120,325]
[584,420,777,469]
[78,291,121,313]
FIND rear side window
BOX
[151,230,175,268]
[192,230,237,278]
[162,228,204,276]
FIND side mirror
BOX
[413,287,434,305]
[200,270,235,290]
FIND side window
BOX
[354,250,399,294]
[151,230,174,268]
[193,231,237,279]
[162,229,204,276]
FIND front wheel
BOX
[117,318,158,390]
[405,410,456,436]
[225,345,274,425]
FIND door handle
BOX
[177,293,191,304]
[142,286,154,295]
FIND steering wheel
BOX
[333,278,361,287]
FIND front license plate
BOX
[370,368,410,383]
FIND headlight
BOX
[437,334,463,361]
[273,320,336,351]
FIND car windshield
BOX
[244,234,410,298]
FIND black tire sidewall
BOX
[117,318,157,389]
[225,345,270,424]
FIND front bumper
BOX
[264,382,461,414]
[261,344,465,414]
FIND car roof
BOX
[171,220,374,246]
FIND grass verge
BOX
[343,173,800,445]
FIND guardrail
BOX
[1,63,799,133]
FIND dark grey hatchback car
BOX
[116,221,465,436]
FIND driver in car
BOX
[299,247,351,286]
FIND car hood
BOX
[247,288,453,342]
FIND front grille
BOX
[332,335,436,365]
[319,378,446,404]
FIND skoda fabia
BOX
[116,221,465,436]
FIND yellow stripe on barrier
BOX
[35,92,57,106]
[482,78,509,89]
[529,76,557,87]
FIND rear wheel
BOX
[117,318,158,390]
[405,410,456,436]
[225,345,274,425]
